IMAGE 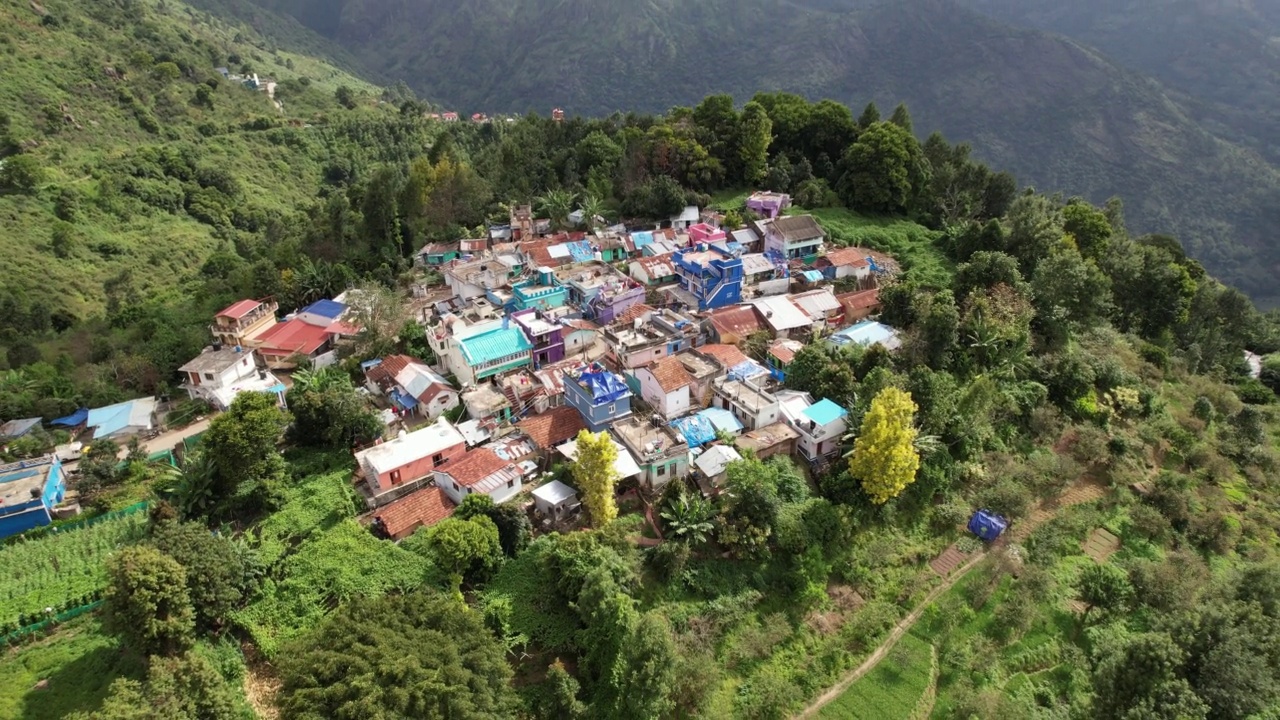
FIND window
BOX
[656,465,666,477]
[453,481,460,491]
[390,470,402,486]
[204,373,215,381]
[607,404,616,414]
[432,453,444,466]
[506,479,515,489]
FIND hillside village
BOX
[0,192,902,546]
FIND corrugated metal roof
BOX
[749,296,811,331]
[803,398,848,426]
[458,326,533,366]
[299,299,347,319]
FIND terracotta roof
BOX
[633,253,676,279]
[707,306,763,338]
[645,356,695,394]
[516,406,586,449]
[366,354,414,385]
[376,485,456,540]
[562,318,600,332]
[614,303,655,326]
[440,447,511,487]
[768,340,804,364]
[254,319,330,356]
[837,288,881,312]
[824,247,872,268]
[697,344,750,369]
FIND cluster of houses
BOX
[351,192,904,540]
[425,107,566,124]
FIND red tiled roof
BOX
[824,247,872,268]
[366,354,414,385]
[326,320,361,336]
[838,288,881,311]
[707,306,763,338]
[768,340,803,364]
[562,318,600,332]
[697,344,750,368]
[646,356,695,394]
[633,253,677,279]
[376,485,456,540]
[254,319,330,356]
[217,299,262,319]
[516,406,586,449]
[441,447,512,487]
[614,304,655,326]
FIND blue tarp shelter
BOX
[390,389,418,410]
[671,414,717,448]
[699,407,744,435]
[728,359,769,381]
[967,509,1008,542]
[580,369,630,404]
[51,408,88,427]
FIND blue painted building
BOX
[453,318,535,385]
[0,456,66,539]
[512,269,569,312]
[672,244,744,311]
[563,363,633,432]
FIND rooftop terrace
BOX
[611,416,686,462]
[0,456,57,509]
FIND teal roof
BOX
[458,326,533,367]
[802,398,848,426]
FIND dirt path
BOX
[794,478,1108,719]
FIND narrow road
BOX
[795,552,983,719]
[115,418,214,460]
[795,479,1107,718]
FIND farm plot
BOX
[0,512,149,629]
[818,632,934,719]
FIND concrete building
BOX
[363,355,459,420]
[354,418,467,503]
[632,356,696,420]
[778,392,850,464]
[610,415,688,490]
[512,308,565,368]
[562,363,633,433]
[672,243,745,311]
[0,456,66,539]
[210,298,278,347]
[746,191,791,219]
[555,262,646,324]
[436,447,524,506]
[602,307,705,369]
[178,346,284,411]
[711,373,781,431]
[763,214,825,261]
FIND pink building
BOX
[688,223,727,245]
[354,418,467,499]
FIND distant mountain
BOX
[200,0,1280,304]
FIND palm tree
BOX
[578,194,607,230]
[659,491,715,546]
[537,189,577,230]
[291,366,351,393]
[163,449,219,521]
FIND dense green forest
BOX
[189,0,1280,305]
[3,0,1280,718]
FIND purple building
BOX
[512,308,566,368]
[555,262,647,325]
[746,191,792,219]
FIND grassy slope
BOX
[0,0,379,319]
[0,616,144,719]
[819,633,933,720]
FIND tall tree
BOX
[572,430,619,527]
[718,457,783,557]
[69,652,243,720]
[278,593,517,719]
[1002,193,1064,276]
[856,102,880,129]
[538,188,578,230]
[201,391,290,515]
[150,520,250,631]
[837,122,925,214]
[422,515,503,585]
[849,387,921,504]
[103,545,195,658]
[888,103,914,134]
[736,101,773,185]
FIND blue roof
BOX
[802,270,824,283]
[299,299,347,319]
[390,388,418,409]
[671,414,716,448]
[579,370,630,404]
[728,359,770,381]
[567,241,595,264]
[458,326,533,367]
[830,321,900,348]
[51,408,88,427]
[698,407,743,435]
[631,231,654,249]
[802,398,848,426]
[87,399,147,439]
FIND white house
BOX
[693,444,743,492]
[777,391,849,463]
[435,446,524,506]
[178,346,284,411]
[632,356,696,420]
[668,205,700,231]
[363,354,460,420]
[763,214,825,260]
[711,373,781,430]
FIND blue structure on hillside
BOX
[563,363,634,432]
[672,243,744,311]
[0,456,66,539]
[967,509,1008,542]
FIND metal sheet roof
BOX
[749,296,811,331]
[695,445,742,477]
[458,326,533,367]
[803,398,849,426]
[556,438,643,478]
[532,479,578,506]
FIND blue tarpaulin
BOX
[728,359,769,381]
[51,408,88,427]
[671,414,717,448]
[967,509,1008,542]
[567,241,595,264]
[580,369,630,404]
[390,388,418,409]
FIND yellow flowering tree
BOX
[571,429,618,527]
[850,387,921,504]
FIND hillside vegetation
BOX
[199,0,1280,305]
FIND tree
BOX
[103,546,195,657]
[150,520,250,631]
[68,652,242,720]
[423,515,503,584]
[659,487,715,545]
[286,369,382,449]
[605,611,678,720]
[849,387,921,504]
[1092,632,1208,720]
[534,660,587,720]
[1062,200,1113,259]
[784,343,858,408]
[51,220,75,258]
[718,457,783,557]
[167,448,217,520]
[837,122,924,214]
[1076,562,1132,624]
[200,391,290,516]
[1031,245,1112,345]
[856,102,880,129]
[278,593,517,719]
[572,430,619,527]
[736,101,773,185]
[0,154,44,193]
[334,85,357,109]
[888,102,913,134]
[456,493,531,556]
[579,193,607,229]
[403,156,492,237]
[1002,193,1064,276]
[954,251,1028,300]
[538,188,577,230]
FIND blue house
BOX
[512,269,569,312]
[563,363,633,432]
[0,456,66,539]
[672,243,744,311]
